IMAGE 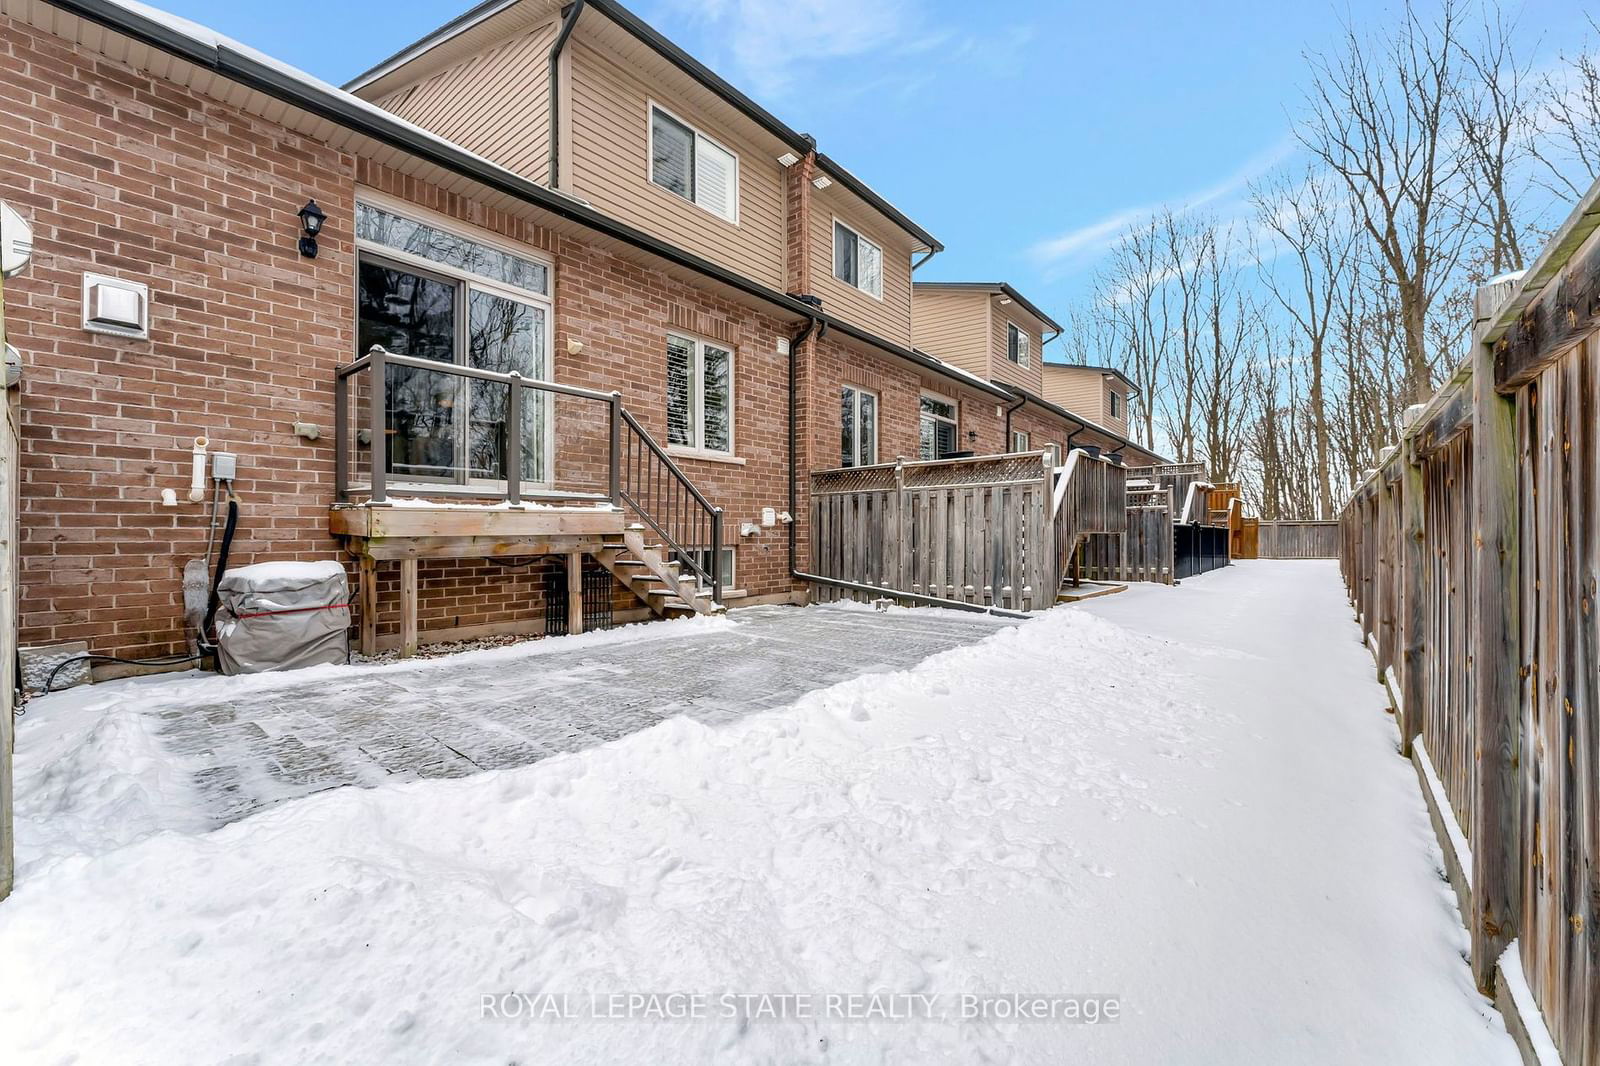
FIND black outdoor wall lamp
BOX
[297,199,327,258]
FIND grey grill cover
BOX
[216,560,350,675]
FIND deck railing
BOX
[334,346,721,601]
[808,449,1125,613]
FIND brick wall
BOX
[0,21,813,661]
[0,17,358,659]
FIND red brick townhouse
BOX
[0,0,1158,667]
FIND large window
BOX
[355,201,552,486]
[667,333,733,454]
[833,220,883,299]
[840,385,878,468]
[919,394,958,461]
[650,105,738,223]
[1006,322,1030,366]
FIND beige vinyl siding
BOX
[1103,383,1131,435]
[911,288,990,377]
[811,194,913,346]
[1042,365,1106,422]
[991,310,1043,394]
[377,20,559,183]
[566,40,786,289]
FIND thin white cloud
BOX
[1029,135,1299,268]
[657,0,925,98]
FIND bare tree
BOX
[1532,16,1600,199]
[1095,217,1173,450]
[1251,167,1356,518]
[1297,0,1471,404]
[1453,6,1537,274]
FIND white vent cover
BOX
[83,273,149,339]
[1,201,32,278]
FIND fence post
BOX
[894,457,907,594]
[1397,436,1426,756]
[710,507,723,605]
[505,372,522,506]
[1468,287,1521,994]
[368,345,387,505]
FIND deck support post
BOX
[1468,290,1521,995]
[567,552,584,636]
[399,557,418,659]
[358,553,377,658]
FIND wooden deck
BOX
[330,502,717,658]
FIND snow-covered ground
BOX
[0,562,1518,1064]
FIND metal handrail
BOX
[617,408,722,603]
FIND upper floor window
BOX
[919,393,958,460]
[833,220,882,299]
[840,385,878,468]
[649,104,738,223]
[1109,389,1122,418]
[1006,323,1030,367]
[666,332,733,454]
[1011,429,1030,453]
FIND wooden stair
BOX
[592,524,722,618]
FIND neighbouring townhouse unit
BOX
[912,281,1164,467]
[1041,363,1139,443]
[0,0,1166,671]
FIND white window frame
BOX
[1108,388,1122,419]
[832,218,883,300]
[919,390,959,460]
[841,384,879,468]
[647,101,740,225]
[1006,322,1030,367]
[666,331,736,456]
[1011,429,1030,453]
[354,192,556,490]
[674,546,737,593]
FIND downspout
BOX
[548,0,586,189]
[1002,388,1027,446]
[787,312,819,578]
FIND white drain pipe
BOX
[188,436,209,502]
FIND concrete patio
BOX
[123,604,1014,827]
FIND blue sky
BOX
[158,0,1594,352]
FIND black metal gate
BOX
[544,560,615,635]
[1174,524,1230,580]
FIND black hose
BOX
[199,492,239,651]
[40,652,202,696]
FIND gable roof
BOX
[25,0,994,406]
[912,281,1062,334]
[1042,361,1140,398]
[343,0,943,253]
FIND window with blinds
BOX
[650,105,738,223]
[666,332,734,454]
[833,220,882,299]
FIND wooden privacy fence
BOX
[1255,520,1340,559]
[1080,486,1175,584]
[809,450,1125,612]
[1338,244,1599,1066]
